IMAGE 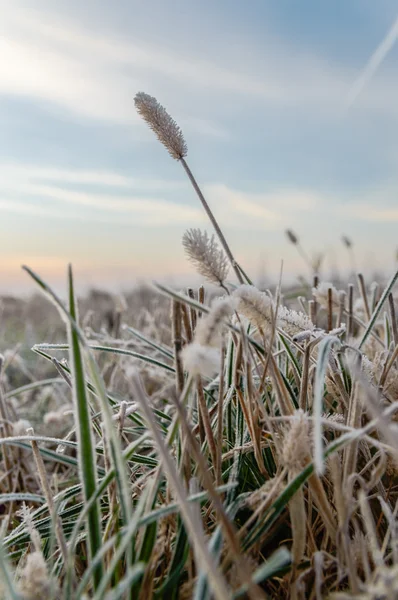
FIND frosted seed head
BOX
[134,92,187,160]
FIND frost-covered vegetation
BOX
[0,95,398,599]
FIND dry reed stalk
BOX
[312,274,319,326]
[388,293,398,348]
[245,354,266,474]
[172,300,185,395]
[216,339,225,487]
[187,288,197,331]
[342,383,362,488]
[357,273,371,322]
[289,484,307,569]
[308,299,316,325]
[102,424,117,531]
[347,284,354,337]
[195,375,218,473]
[327,288,334,332]
[198,285,205,317]
[337,291,346,330]
[379,343,398,389]
[28,429,68,563]
[299,343,311,410]
[0,359,13,502]
[180,302,193,343]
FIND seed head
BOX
[180,342,220,377]
[341,235,352,248]
[233,285,274,332]
[134,92,188,160]
[277,305,315,337]
[282,410,310,474]
[183,228,230,286]
[285,229,299,245]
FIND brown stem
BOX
[180,157,244,285]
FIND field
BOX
[1,94,398,599]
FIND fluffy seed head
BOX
[134,92,187,160]
[18,551,56,599]
[277,306,315,337]
[182,228,230,286]
[282,410,310,474]
[194,297,234,347]
[233,285,274,332]
[181,343,220,377]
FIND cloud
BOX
[0,162,329,231]
[2,0,398,132]
[346,15,398,109]
[345,203,398,222]
[204,183,322,229]
[0,163,203,225]
[0,163,186,190]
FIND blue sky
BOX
[1,0,398,293]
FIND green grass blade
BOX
[67,264,103,588]
[313,335,341,475]
[358,268,398,350]
[233,547,291,598]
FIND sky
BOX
[1,0,398,294]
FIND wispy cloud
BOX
[0,164,186,190]
[0,163,202,225]
[205,184,322,229]
[345,203,398,222]
[346,15,398,109]
[3,1,398,130]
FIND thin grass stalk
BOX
[216,339,226,487]
[327,287,333,332]
[358,267,398,350]
[28,429,68,564]
[337,291,346,330]
[0,381,13,509]
[299,343,311,411]
[245,354,266,474]
[388,292,398,348]
[342,383,362,488]
[187,288,197,331]
[379,343,398,389]
[348,284,354,337]
[181,302,193,343]
[196,376,218,473]
[313,335,342,475]
[357,273,371,321]
[172,300,185,395]
[312,274,319,326]
[180,157,244,285]
[288,483,306,570]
